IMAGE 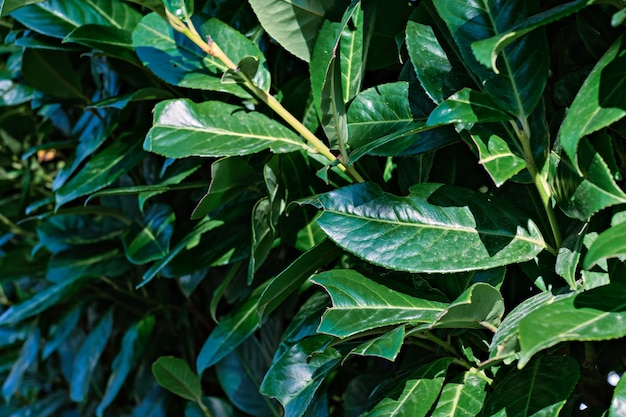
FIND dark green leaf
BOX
[556,222,587,288]
[186,397,237,417]
[88,87,174,110]
[311,269,446,338]
[123,203,175,264]
[1,328,39,401]
[260,335,341,417]
[309,182,546,273]
[248,0,335,62]
[430,283,504,330]
[21,48,84,100]
[132,14,269,96]
[584,221,626,269]
[152,356,201,402]
[482,356,579,416]
[346,325,405,362]
[340,3,364,103]
[63,24,139,63]
[0,0,43,16]
[145,99,308,158]
[431,372,487,417]
[560,34,626,171]
[433,0,549,120]
[55,140,145,208]
[363,358,452,417]
[518,283,626,367]
[46,247,129,283]
[11,0,141,38]
[71,309,114,402]
[258,238,341,320]
[42,307,81,359]
[427,88,512,125]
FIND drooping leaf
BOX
[559,34,626,171]
[556,222,587,289]
[470,129,526,187]
[427,88,512,125]
[248,0,336,62]
[260,335,341,417]
[482,356,579,417]
[346,325,405,362]
[431,372,487,417]
[308,182,546,273]
[363,358,452,417]
[152,356,201,402]
[145,99,308,159]
[10,0,141,38]
[518,283,626,367]
[430,283,504,330]
[132,13,269,96]
[1,327,40,401]
[584,221,626,269]
[70,309,114,402]
[122,203,175,264]
[311,269,447,338]
[432,0,549,120]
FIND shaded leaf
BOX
[186,397,237,417]
[152,356,201,402]
[145,99,308,158]
[430,283,504,330]
[42,307,81,359]
[21,48,84,100]
[0,0,43,16]
[427,88,512,125]
[470,129,526,187]
[518,283,626,367]
[122,203,175,264]
[46,247,129,283]
[340,3,364,103]
[482,356,578,416]
[71,309,114,402]
[346,325,405,362]
[309,182,546,273]
[311,269,446,338]
[556,222,587,288]
[64,24,139,63]
[1,327,40,401]
[431,372,487,417]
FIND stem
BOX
[164,11,365,183]
[513,119,562,250]
[196,396,213,417]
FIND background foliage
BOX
[2,0,626,416]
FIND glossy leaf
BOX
[10,0,141,38]
[430,283,504,330]
[122,203,175,264]
[340,3,364,103]
[550,140,626,220]
[196,282,268,374]
[55,140,145,208]
[145,99,308,158]
[71,309,114,402]
[0,0,43,16]
[310,182,546,273]
[133,13,269,96]
[311,269,446,338]
[560,34,626,171]
[260,335,341,417]
[64,24,139,63]
[258,238,341,320]
[610,374,626,417]
[248,0,335,62]
[152,356,201,402]
[346,325,405,362]
[482,355,579,417]
[427,88,512,125]
[518,283,626,367]
[1,328,39,401]
[584,221,626,269]
[431,372,487,417]
[363,358,452,417]
[556,222,587,289]
[433,0,549,120]
[470,129,526,187]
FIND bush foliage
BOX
[2,0,626,415]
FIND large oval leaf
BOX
[145,99,308,158]
[309,182,546,273]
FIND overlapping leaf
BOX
[309,182,546,273]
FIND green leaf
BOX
[122,203,175,264]
[10,0,141,38]
[88,87,174,110]
[71,309,114,402]
[584,221,626,269]
[427,88,513,125]
[63,24,139,63]
[406,20,470,104]
[43,307,81,359]
[482,355,579,417]
[340,3,364,103]
[260,335,341,417]
[550,140,626,221]
[55,140,145,208]
[346,325,405,362]
[431,372,487,417]
[152,356,201,402]
[610,373,626,417]
[144,99,308,158]
[258,238,341,320]
[470,129,526,187]
[97,316,155,417]
[132,13,269,97]
[363,358,452,417]
[248,0,335,62]
[196,282,268,374]
[186,397,237,417]
[518,283,626,367]
[489,291,571,364]
[46,247,129,283]
[0,0,43,16]
[309,182,546,273]
[555,223,586,290]
[0,275,88,326]
[1,328,39,401]
[311,269,447,338]
[432,0,548,120]
[560,34,626,172]
[430,283,504,331]
[21,49,84,100]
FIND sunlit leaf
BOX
[152,356,201,402]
